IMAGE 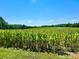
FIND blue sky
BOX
[0,0,79,26]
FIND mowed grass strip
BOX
[0,48,72,59]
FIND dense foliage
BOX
[55,23,79,27]
[0,17,8,29]
[0,27,79,54]
[0,17,30,29]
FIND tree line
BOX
[0,17,32,29]
[0,17,79,29]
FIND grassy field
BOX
[0,27,79,59]
[0,27,79,53]
[0,48,72,59]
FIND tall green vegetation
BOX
[0,27,79,54]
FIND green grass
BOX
[0,48,72,59]
[0,27,79,53]
[0,27,79,58]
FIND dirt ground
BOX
[67,52,79,59]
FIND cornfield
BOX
[0,27,79,53]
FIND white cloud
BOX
[22,20,26,23]
[71,19,76,22]
[70,17,79,23]
[49,19,54,22]
[27,19,33,24]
